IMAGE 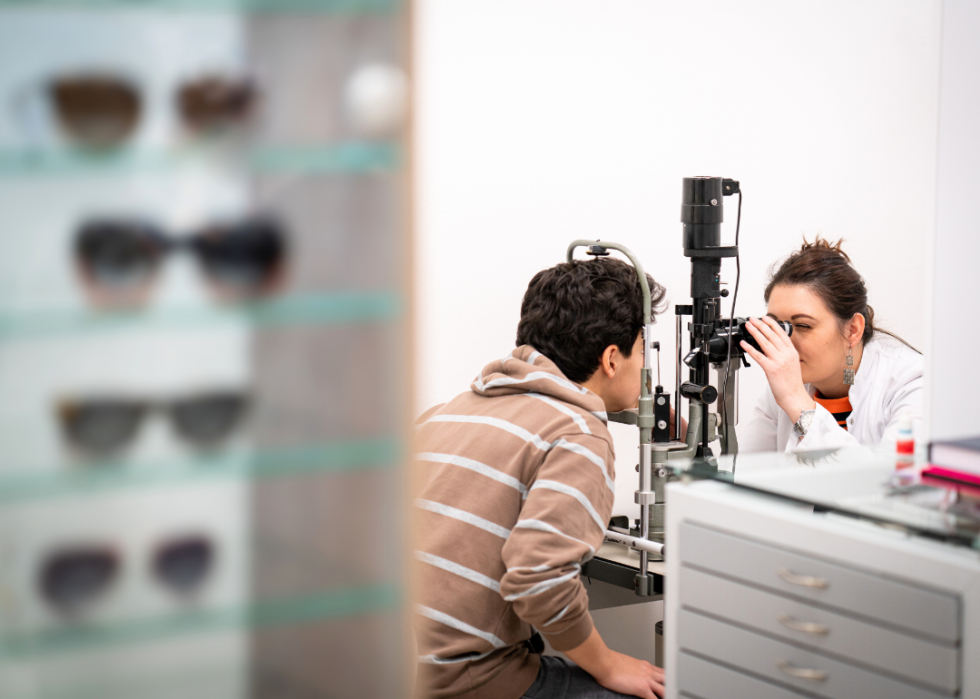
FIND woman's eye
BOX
[794,324,811,330]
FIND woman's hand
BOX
[740,317,815,424]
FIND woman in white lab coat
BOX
[738,238,923,454]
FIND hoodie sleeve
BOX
[498,432,615,651]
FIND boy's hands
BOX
[590,651,665,698]
[565,627,665,698]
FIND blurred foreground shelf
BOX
[0,582,400,661]
[0,143,399,178]
[0,0,397,13]
[0,437,399,502]
[0,291,403,340]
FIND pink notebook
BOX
[922,465,980,489]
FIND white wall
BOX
[929,0,980,441]
[414,0,942,518]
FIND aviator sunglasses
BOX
[74,216,286,307]
[57,391,249,456]
[39,535,215,615]
[48,73,257,148]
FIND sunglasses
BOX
[49,73,257,148]
[57,392,249,457]
[74,217,287,307]
[39,535,215,615]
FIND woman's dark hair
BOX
[764,237,917,351]
[516,257,667,384]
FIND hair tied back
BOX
[799,236,852,263]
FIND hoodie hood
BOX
[471,345,608,420]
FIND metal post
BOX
[638,442,651,576]
[675,314,682,441]
[634,321,658,595]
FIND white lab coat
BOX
[738,333,923,454]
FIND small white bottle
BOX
[896,412,914,467]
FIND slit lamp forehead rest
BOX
[566,240,653,326]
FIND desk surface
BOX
[596,542,667,577]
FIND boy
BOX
[414,257,667,699]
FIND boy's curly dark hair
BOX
[516,258,667,384]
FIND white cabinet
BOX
[665,479,980,699]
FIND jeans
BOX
[520,656,640,699]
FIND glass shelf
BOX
[0,143,399,178]
[670,446,980,551]
[0,437,400,503]
[0,0,398,13]
[0,291,403,340]
[0,582,400,660]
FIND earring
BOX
[843,346,855,386]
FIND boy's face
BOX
[605,332,645,413]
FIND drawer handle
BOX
[778,615,829,635]
[777,567,829,589]
[776,660,828,682]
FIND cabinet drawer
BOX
[679,651,814,699]
[679,565,959,693]
[680,521,960,642]
[679,609,950,699]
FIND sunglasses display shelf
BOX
[0,4,409,699]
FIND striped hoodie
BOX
[413,345,616,698]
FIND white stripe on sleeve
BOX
[424,414,550,450]
[415,499,511,539]
[421,415,613,495]
[530,480,605,532]
[502,567,581,601]
[552,438,615,493]
[512,519,595,555]
[416,605,506,648]
[544,604,572,627]
[415,551,501,593]
[419,649,497,665]
[415,452,527,497]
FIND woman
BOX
[738,238,923,453]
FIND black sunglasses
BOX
[74,217,286,307]
[39,535,214,615]
[50,73,257,148]
[57,392,249,457]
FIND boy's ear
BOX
[599,344,618,378]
